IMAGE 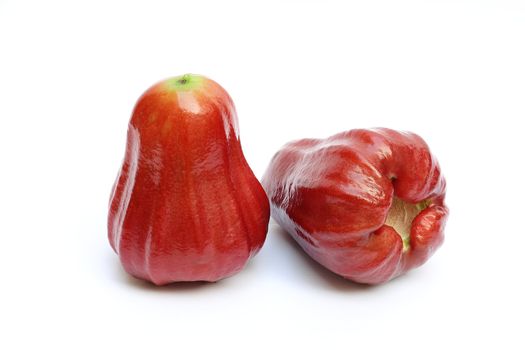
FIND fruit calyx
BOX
[384,197,431,252]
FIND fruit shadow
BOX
[111,255,222,293]
[273,225,377,293]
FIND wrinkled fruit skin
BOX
[262,128,448,284]
[108,74,270,285]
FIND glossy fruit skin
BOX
[262,128,448,284]
[108,74,270,285]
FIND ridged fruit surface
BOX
[108,74,270,285]
[262,128,448,284]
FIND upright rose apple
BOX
[108,74,270,285]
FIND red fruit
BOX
[108,74,270,285]
[262,128,448,284]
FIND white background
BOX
[1,0,524,349]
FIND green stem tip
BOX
[166,74,205,91]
